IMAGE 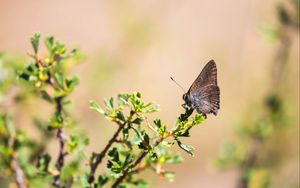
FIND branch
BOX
[111,108,194,187]
[236,138,261,188]
[52,97,68,187]
[111,137,163,188]
[88,122,125,184]
[5,115,27,188]
[12,152,27,188]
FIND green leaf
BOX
[37,153,51,172]
[96,175,109,187]
[119,183,130,188]
[60,153,85,181]
[104,97,114,110]
[137,131,150,150]
[134,179,148,188]
[248,169,270,188]
[55,41,66,55]
[143,131,150,146]
[131,117,143,125]
[122,126,129,140]
[177,140,194,156]
[178,127,191,137]
[26,64,38,73]
[178,108,194,122]
[67,135,79,153]
[154,119,167,136]
[41,90,53,103]
[29,75,38,82]
[136,92,141,98]
[145,105,160,113]
[165,154,184,164]
[138,142,148,150]
[123,154,133,166]
[31,32,40,54]
[162,172,175,182]
[108,147,120,162]
[90,152,98,165]
[66,76,79,91]
[45,36,54,52]
[106,160,114,169]
[150,151,158,160]
[68,48,78,58]
[118,93,130,106]
[153,119,162,128]
[80,172,90,188]
[90,100,106,114]
[107,160,122,174]
[54,72,65,89]
[116,111,126,121]
[192,114,205,124]
[19,73,30,81]
[49,112,63,128]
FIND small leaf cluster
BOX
[13,33,87,187]
[19,33,79,102]
[87,92,205,187]
[18,33,81,132]
[0,114,54,187]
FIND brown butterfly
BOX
[182,60,220,118]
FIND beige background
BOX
[0,0,299,187]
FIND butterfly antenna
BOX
[170,77,186,93]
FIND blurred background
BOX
[0,0,299,187]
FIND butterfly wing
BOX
[187,60,220,116]
[189,60,217,92]
[190,84,220,115]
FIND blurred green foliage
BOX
[216,1,299,188]
[0,33,88,188]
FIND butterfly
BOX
[182,60,220,118]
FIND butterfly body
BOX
[183,60,220,117]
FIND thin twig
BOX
[52,97,68,187]
[88,122,125,184]
[111,109,193,187]
[111,137,163,188]
[9,137,27,188]
[5,115,27,188]
[128,164,148,176]
[236,138,261,188]
[139,113,158,133]
[12,152,27,188]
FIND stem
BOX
[236,138,260,188]
[111,137,163,188]
[5,114,27,188]
[271,30,291,88]
[111,109,194,188]
[128,164,148,176]
[52,97,68,187]
[12,152,27,188]
[88,123,125,184]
